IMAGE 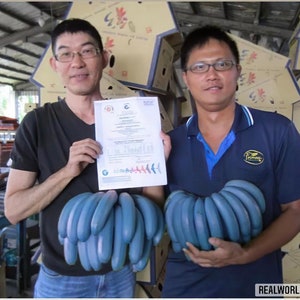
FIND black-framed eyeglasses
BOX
[55,47,101,63]
[185,59,236,74]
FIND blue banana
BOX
[219,190,252,243]
[225,180,266,213]
[118,192,137,244]
[67,194,91,243]
[129,208,145,264]
[78,240,92,271]
[77,192,104,242]
[132,194,158,240]
[58,192,92,238]
[222,186,263,237]
[180,192,199,246]
[172,197,188,249]
[171,241,182,253]
[58,233,64,246]
[164,190,185,248]
[152,203,165,246]
[111,205,127,271]
[210,192,240,242]
[193,197,212,250]
[97,209,114,264]
[91,190,118,235]
[132,238,153,272]
[164,190,187,210]
[204,196,224,240]
[86,234,102,271]
[63,237,78,265]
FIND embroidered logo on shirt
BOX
[243,150,264,165]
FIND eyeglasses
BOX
[185,59,236,74]
[55,47,101,63]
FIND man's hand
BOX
[64,138,102,178]
[183,238,245,268]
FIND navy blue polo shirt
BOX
[163,103,300,298]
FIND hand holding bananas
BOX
[58,191,165,272]
[183,238,245,268]
[164,179,266,263]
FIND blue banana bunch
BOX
[57,191,165,272]
[164,179,266,253]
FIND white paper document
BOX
[94,96,167,190]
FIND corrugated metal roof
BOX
[0,1,299,90]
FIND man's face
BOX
[50,32,107,97]
[183,38,241,112]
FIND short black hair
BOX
[51,18,104,54]
[180,25,240,70]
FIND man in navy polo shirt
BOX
[162,25,300,298]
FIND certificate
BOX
[94,96,167,190]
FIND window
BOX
[0,85,39,123]
[0,85,15,119]
[16,91,39,122]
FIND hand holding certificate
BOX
[94,96,167,190]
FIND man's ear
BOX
[236,64,242,76]
[182,71,189,90]
[49,56,57,72]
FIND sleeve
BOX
[10,110,39,172]
[276,121,300,204]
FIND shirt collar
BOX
[186,103,254,136]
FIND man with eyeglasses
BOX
[4,18,170,298]
[162,25,300,297]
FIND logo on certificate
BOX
[104,105,114,113]
[102,169,109,176]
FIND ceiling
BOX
[0,1,299,91]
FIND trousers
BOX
[34,263,136,298]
